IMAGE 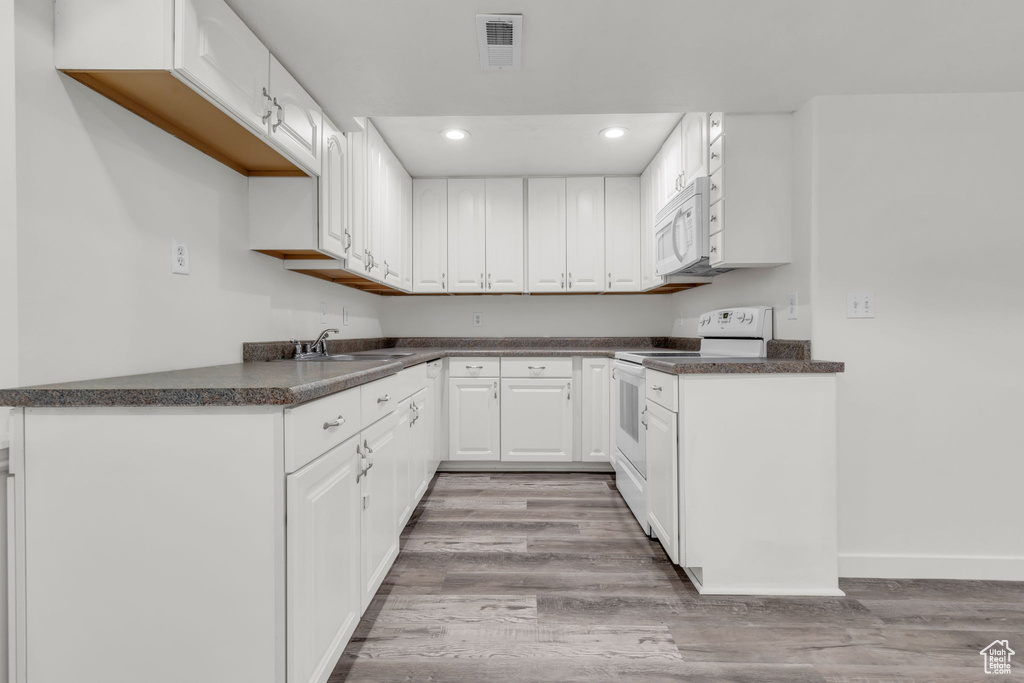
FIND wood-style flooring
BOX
[329,473,1024,682]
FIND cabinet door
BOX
[645,400,679,564]
[680,112,709,187]
[346,128,369,276]
[364,122,386,279]
[527,177,566,292]
[175,0,270,135]
[319,117,349,260]
[412,179,448,293]
[380,147,407,288]
[485,178,525,292]
[448,377,500,461]
[581,358,611,462]
[401,170,413,292]
[394,398,414,529]
[360,410,400,610]
[604,177,641,292]
[287,436,361,683]
[566,177,605,292]
[411,388,432,502]
[268,55,322,174]
[639,166,663,291]
[661,121,683,208]
[447,179,487,293]
[500,378,573,462]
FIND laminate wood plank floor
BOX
[330,473,1024,682]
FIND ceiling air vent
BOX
[476,14,522,70]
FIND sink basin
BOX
[289,352,415,362]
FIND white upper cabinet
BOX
[604,177,641,292]
[659,123,683,208]
[346,126,370,276]
[401,171,413,292]
[565,177,605,292]
[268,56,322,175]
[527,178,567,292]
[485,178,525,292]
[319,116,349,260]
[379,144,408,288]
[412,179,447,293]
[365,122,386,278]
[175,0,270,135]
[639,167,663,291]
[447,179,487,293]
[680,112,709,188]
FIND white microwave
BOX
[654,176,731,277]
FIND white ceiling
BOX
[372,114,683,176]
[225,0,1024,175]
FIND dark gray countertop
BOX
[0,343,843,408]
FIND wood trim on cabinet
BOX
[62,69,306,177]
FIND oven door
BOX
[613,360,646,478]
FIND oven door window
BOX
[619,380,640,443]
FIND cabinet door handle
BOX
[271,97,284,132]
[651,385,663,391]
[357,459,373,482]
[710,245,717,254]
[322,415,345,430]
[261,87,273,123]
[641,407,649,429]
[441,272,446,290]
[363,438,374,454]
[493,381,498,399]
[561,273,565,289]
[608,271,612,289]
[711,151,719,160]
[567,382,571,401]
[710,214,717,223]
[612,368,617,380]
[343,231,352,250]
[568,272,573,289]
[377,394,391,404]
[487,273,492,289]
[480,273,484,290]
[711,183,718,191]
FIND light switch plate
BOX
[847,291,874,318]
[171,238,190,275]
[320,302,327,324]
[787,292,798,320]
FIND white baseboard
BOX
[839,553,1024,581]
[438,461,614,473]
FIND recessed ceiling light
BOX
[443,129,469,140]
[600,127,628,139]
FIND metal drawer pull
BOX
[466,365,484,369]
[377,394,391,404]
[322,415,346,430]
[527,365,546,371]
[651,385,663,391]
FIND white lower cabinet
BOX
[394,396,415,530]
[359,408,401,611]
[500,378,573,462]
[645,399,679,564]
[448,376,501,460]
[580,358,611,462]
[286,436,362,683]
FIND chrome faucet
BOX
[311,329,339,355]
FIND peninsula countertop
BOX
[0,339,844,408]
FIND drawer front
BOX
[449,357,500,377]
[645,369,678,412]
[709,231,724,266]
[501,357,573,378]
[709,112,724,142]
[708,200,723,236]
[361,368,424,426]
[709,168,724,206]
[285,387,362,473]
[708,135,723,175]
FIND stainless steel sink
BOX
[289,352,415,362]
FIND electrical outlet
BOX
[473,312,483,327]
[320,302,327,324]
[847,291,875,318]
[171,238,190,275]
[787,292,798,320]
[343,307,350,326]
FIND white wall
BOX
[811,94,1024,580]
[0,0,14,674]
[14,0,385,387]
[670,105,814,340]
[382,294,677,338]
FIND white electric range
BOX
[611,306,773,533]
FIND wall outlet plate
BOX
[343,307,350,326]
[171,238,190,275]
[787,292,798,320]
[847,291,874,318]
[473,312,483,327]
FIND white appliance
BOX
[612,307,773,533]
[654,177,732,277]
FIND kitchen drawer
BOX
[449,357,500,377]
[709,231,724,266]
[708,200,723,236]
[709,168,724,206]
[361,368,424,426]
[708,135,723,175]
[709,112,724,142]
[284,387,362,473]
[645,369,678,412]
[501,357,573,378]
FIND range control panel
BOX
[697,307,773,340]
